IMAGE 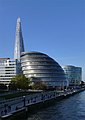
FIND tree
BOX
[9,74,31,90]
[32,81,47,90]
[80,81,85,87]
[0,83,7,90]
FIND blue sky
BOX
[0,0,85,79]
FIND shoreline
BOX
[0,87,85,120]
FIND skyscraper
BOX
[14,17,25,61]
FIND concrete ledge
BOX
[1,88,85,120]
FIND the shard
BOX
[14,17,24,61]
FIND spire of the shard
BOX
[14,17,25,61]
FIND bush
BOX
[10,74,31,90]
[0,83,7,90]
[32,81,47,90]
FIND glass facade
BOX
[63,65,82,86]
[21,52,67,88]
[14,17,24,61]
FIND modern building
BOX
[21,52,67,88]
[0,18,25,85]
[1,17,82,89]
[63,65,82,86]
[14,17,25,62]
[14,17,25,74]
[0,58,18,85]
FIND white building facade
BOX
[0,58,18,85]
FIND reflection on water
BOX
[25,91,85,120]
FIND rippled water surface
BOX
[25,91,85,120]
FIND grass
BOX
[0,90,9,93]
[0,91,37,100]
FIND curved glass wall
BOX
[21,52,67,87]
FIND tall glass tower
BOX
[14,17,25,61]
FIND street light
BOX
[4,104,7,115]
[23,96,26,107]
[6,84,9,91]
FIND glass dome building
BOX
[21,52,67,88]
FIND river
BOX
[25,91,85,120]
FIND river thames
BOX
[25,91,85,120]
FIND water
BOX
[25,91,85,120]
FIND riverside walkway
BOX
[0,88,85,119]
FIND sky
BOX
[0,0,85,80]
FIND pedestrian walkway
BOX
[0,88,85,119]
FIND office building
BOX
[14,17,25,61]
[0,58,18,85]
[63,65,82,86]
[21,52,67,88]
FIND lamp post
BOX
[23,96,26,107]
[4,104,7,115]
[6,84,9,91]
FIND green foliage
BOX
[10,75,47,90]
[80,81,85,86]
[32,81,47,90]
[0,83,7,90]
[10,74,31,90]
[0,91,35,100]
